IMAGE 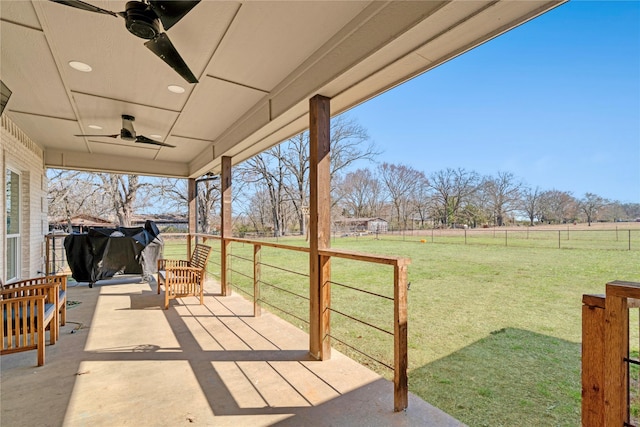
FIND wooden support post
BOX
[254,244,261,317]
[309,94,331,360]
[394,260,409,411]
[45,236,51,276]
[188,178,196,257]
[604,283,629,426]
[220,156,232,296]
[581,294,605,427]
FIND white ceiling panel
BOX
[206,1,370,92]
[0,20,75,119]
[87,138,162,159]
[0,1,41,29]
[172,75,267,142]
[8,112,83,151]
[155,135,213,164]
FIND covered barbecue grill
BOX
[64,220,163,287]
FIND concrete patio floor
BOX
[1,276,463,426]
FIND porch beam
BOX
[220,156,232,296]
[309,94,331,360]
[187,178,196,256]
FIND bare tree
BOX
[49,171,153,227]
[329,115,379,176]
[379,163,428,229]
[156,176,222,233]
[481,171,522,226]
[280,133,309,234]
[239,115,379,235]
[520,185,543,226]
[238,146,289,236]
[337,168,383,218]
[579,192,608,226]
[428,168,480,227]
[97,174,152,226]
[411,184,433,228]
[47,169,106,230]
[244,188,276,234]
[539,190,578,224]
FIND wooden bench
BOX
[157,244,212,310]
[2,275,67,338]
[1,282,59,366]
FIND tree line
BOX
[47,115,640,235]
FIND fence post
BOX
[394,259,409,412]
[630,230,632,251]
[220,156,232,296]
[505,230,508,247]
[46,235,51,275]
[254,244,261,317]
[558,230,561,249]
[604,282,630,425]
[582,294,606,426]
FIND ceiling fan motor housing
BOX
[121,115,136,141]
[124,1,161,39]
[120,128,135,141]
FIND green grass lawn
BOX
[331,238,639,426]
[172,235,640,426]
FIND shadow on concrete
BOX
[1,279,461,426]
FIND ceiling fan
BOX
[76,114,175,147]
[49,0,200,83]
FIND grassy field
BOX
[166,225,640,426]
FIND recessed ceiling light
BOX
[88,124,102,130]
[69,61,92,72]
[167,85,185,94]
[150,134,162,139]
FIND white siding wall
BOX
[1,115,47,281]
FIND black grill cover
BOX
[64,220,163,283]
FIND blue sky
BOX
[349,1,640,204]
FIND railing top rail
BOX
[195,233,410,266]
[192,233,221,240]
[582,293,606,308]
[319,248,411,267]
[222,236,311,253]
[606,280,640,299]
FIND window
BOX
[6,169,20,281]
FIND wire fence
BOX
[369,227,640,251]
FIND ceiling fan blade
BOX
[149,1,200,31]
[49,0,119,17]
[135,135,175,148]
[75,134,119,138]
[145,33,198,84]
